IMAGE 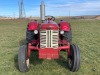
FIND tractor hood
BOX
[40,21,59,30]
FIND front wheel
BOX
[67,44,80,72]
[18,45,30,72]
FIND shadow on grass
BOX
[30,51,43,66]
[14,54,19,70]
[14,39,43,71]
[55,55,69,70]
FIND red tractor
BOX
[18,1,80,72]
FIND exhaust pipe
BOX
[40,1,45,21]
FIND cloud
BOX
[26,0,100,16]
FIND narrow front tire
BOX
[68,44,80,72]
[18,45,30,72]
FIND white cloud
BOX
[26,0,100,16]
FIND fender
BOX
[60,21,70,31]
[28,21,39,30]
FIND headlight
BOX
[34,30,38,34]
[60,30,64,34]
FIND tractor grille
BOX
[40,30,58,49]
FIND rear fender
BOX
[60,21,70,31]
[28,21,39,30]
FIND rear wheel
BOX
[18,45,30,72]
[26,29,38,43]
[64,30,72,44]
[67,44,80,72]
[26,29,35,43]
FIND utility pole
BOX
[19,0,26,19]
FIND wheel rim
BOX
[68,58,72,68]
[26,58,29,68]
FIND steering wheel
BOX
[45,16,55,21]
[50,16,55,21]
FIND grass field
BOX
[0,19,100,75]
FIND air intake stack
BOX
[40,1,45,21]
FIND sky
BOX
[0,0,100,17]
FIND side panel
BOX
[28,21,38,30]
[60,21,70,31]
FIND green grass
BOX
[0,19,100,75]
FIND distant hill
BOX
[70,15,100,19]
[0,15,100,20]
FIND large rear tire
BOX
[26,29,35,43]
[26,29,38,43]
[67,44,80,72]
[64,30,72,44]
[18,45,30,72]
